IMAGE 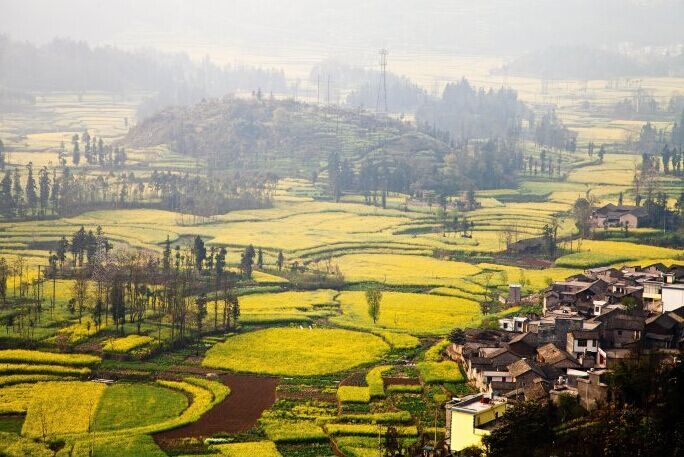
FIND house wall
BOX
[643,282,662,300]
[449,403,507,451]
[619,213,639,228]
[662,287,684,312]
[608,329,640,348]
[569,338,598,355]
[576,375,608,411]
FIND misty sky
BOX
[1,0,683,63]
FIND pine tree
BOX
[241,245,255,278]
[25,163,38,214]
[163,236,172,271]
[56,236,68,270]
[71,134,80,165]
[194,235,206,271]
[276,251,284,271]
[12,169,23,216]
[38,166,50,214]
[256,248,264,269]
[0,171,14,218]
[97,138,105,165]
[215,247,227,278]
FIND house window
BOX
[617,331,623,336]
[577,340,587,347]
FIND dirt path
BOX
[155,373,279,442]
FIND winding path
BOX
[155,373,279,441]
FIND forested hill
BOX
[0,36,287,116]
[125,97,448,176]
[125,97,526,193]
[496,46,684,79]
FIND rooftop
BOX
[447,394,506,414]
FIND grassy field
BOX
[202,328,389,376]
[92,383,188,431]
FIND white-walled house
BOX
[566,330,599,358]
[662,284,684,312]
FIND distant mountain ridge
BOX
[496,46,684,79]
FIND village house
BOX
[536,343,581,370]
[590,203,648,228]
[445,394,507,452]
[644,309,684,349]
[446,261,684,442]
[566,329,599,358]
[589,308,644,348]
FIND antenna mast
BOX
[376,48,388,114]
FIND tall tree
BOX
[162,236,172,272]
[365,288,382,324]
[71,134,80,165]
[256,248,264,269]
[12,168,23,216]
[241,245,255,278]
[25,163,38,213]
[0,171,14,217]
[276,251,284,271]
[193,235,206,271]
[38,166,50,214]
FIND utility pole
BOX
[376,48,388,114]
[327,75,331,106]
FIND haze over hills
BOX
[2,0,683,59]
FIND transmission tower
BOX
[376,48,388,114]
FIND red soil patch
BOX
[383,376,421,387]
[154,373,278,444]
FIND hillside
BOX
[125,97,451,179]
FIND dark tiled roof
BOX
[569,330,599,340]
[537,343,578,365]
[508,359,545,378]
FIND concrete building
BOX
[498,316,528,332]
[662,284,684,312]
[445,394,507,452]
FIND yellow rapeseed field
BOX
[334,254,481,287]
[332,291,480,336]
[202,328,389,376]
[22,381,106,437]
